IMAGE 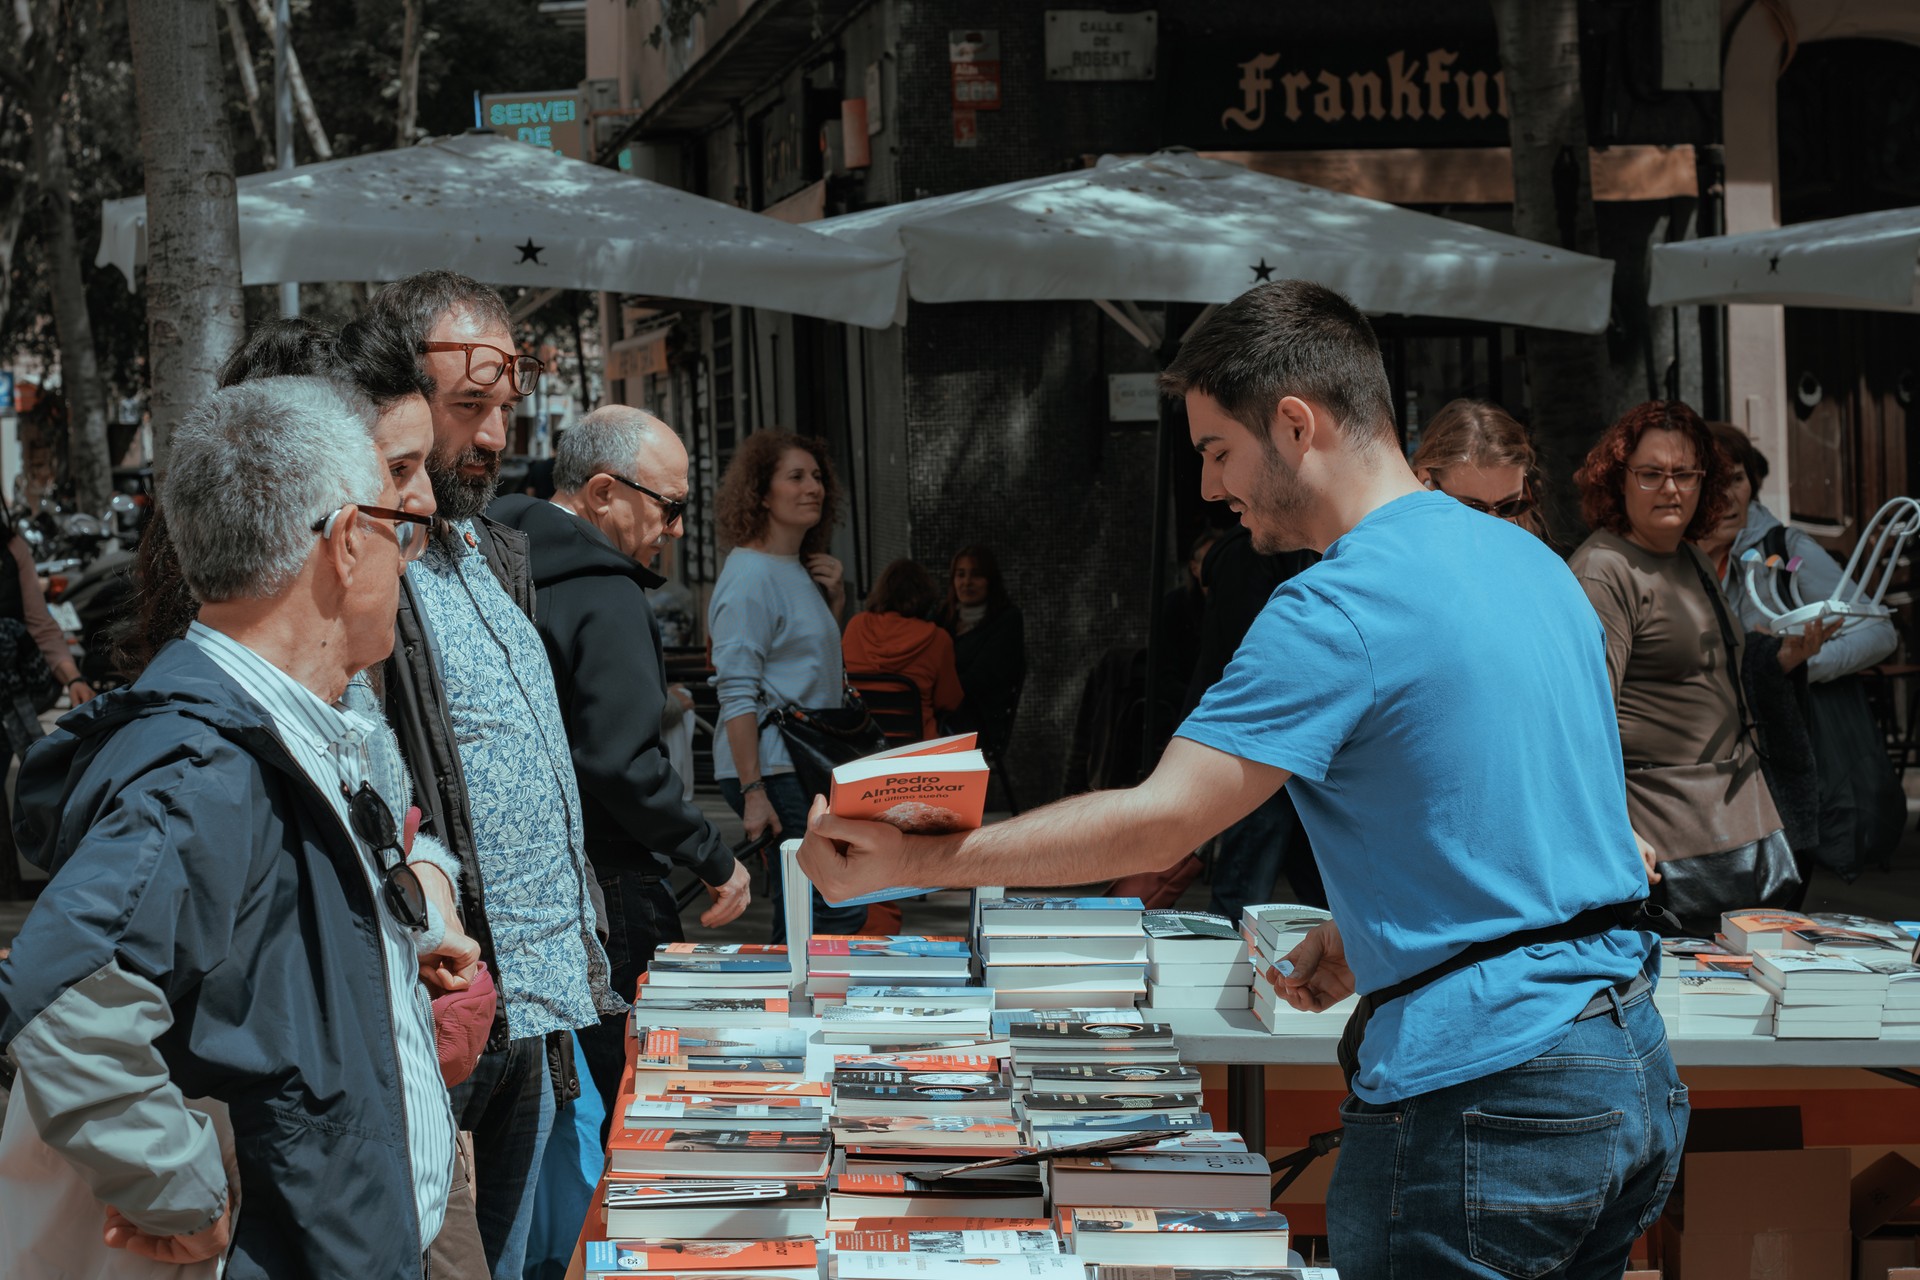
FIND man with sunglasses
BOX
[365,272,617,1280]
[490,406,753,1129]
[0,378,455,1278]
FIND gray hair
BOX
[553,405,671,493]
[164,376,385,603]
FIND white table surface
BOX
[1157,1006,1920,1069]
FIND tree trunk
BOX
[129,0,245,471]
[24,69,112,512]
[241,0,333,159]
[0,180,27,334]
[221,0,273,163]
[396,0,424,149]
[1490,0,1611,536]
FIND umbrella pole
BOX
[1138,320,1182,778]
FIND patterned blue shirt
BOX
[408,519,618,1039]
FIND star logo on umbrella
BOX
[1767,253,1781,274]
[516,238,546,264]
[1250,257,1275,282]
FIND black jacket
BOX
[2,641,424,1279]
[382,514,533,1051]
[487,495,734,886]
[949,606,1025,753]
[1182,527,1319,716]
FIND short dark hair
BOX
[364,270,512,395]
[335,315,433,412]
[217,318,335,388]
[1707,421,1768,495]
[1159,280,1396,450]
[866,559,940,618]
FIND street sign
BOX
[483,90,587,159]
[1046,10,1158,82]
[949,29,1002,111]
[1107,372,1160,422]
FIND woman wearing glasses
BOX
[1569,401,1826,931]
[1409,398,1552,544]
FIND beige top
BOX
[1569,529,1748,767]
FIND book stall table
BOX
[1159,1007,1920,1240]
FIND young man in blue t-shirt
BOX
[799,279,1684,1277]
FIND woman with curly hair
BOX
[1569,400,1831,930]
[708,430,863,934]
[1409,398,1551,545]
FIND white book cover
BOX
[1145,985,1253,1012]
[1752,949,1891,992]
[836,1255,1088,1280]
[1147,959,1254,985]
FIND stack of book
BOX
[1047,1147,1273,1212]
[1750,949,1889,1039]
[808,936,975,1002]
[631,942,794,1028]
[1239,905,1347,1032]
[1658,936,1736,977]
[1651,965,1772,1036]
[818,987,998,1047]
[1866,950,1920,1038]
[978,898,1149,1010]
[583,1237,820,1280]
[1141,910,1252,1012]
[1054,1208,1291,1265]
[1008,1019,1209,1141]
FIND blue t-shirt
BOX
[1177,490,1653,1103]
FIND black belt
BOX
[1573,972,1653,1022]
[1336,898,1682,1087]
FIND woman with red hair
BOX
[1569,401,1829,930]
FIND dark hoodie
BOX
[0,640,422,1278]
[486,494,733,886]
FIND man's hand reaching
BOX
[701,859,753,928]
[797,796,910,906]
[1278,920,1356,1012]
[412,862,480,992]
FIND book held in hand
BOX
[819,733,988,907]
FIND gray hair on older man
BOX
[552,405,672,494]
[164,376,385,603]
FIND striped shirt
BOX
[185,622,453,1249]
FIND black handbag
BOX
[762,682,886,801]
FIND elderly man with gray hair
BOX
[0,376,455,1279]
[491,405,750,1123]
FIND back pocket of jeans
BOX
[1464,1107,1623,1279]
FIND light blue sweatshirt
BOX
[1722,500,1898,682]
[708,546,844,780]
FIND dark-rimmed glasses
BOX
[602,473,687,526]
[312,504,432,562]
[1454,491,1537,521]
[1628,466,1706,492]
[421,341,545,396]
[342,781,430,932]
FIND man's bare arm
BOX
[797,737,1289,901]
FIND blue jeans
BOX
[1328,983,1688,1279]
[720,773,867,939]
[445,1034,556,1280]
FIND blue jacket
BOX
[0,640,424,1279]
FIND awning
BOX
[1649,206,1920,312]
[813,150,1615,333]
[96,131,903,329]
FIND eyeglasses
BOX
[312,503,433,562]
[602,473,687,526]
[421,341,545,396]
[1453,492,1538,521]
[342,781,430,932]
[1629,467,1707,492]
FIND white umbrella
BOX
[1649,206,1920,312]
[814,151,1614,334]
[97,132,904,329]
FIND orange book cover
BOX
[828,733,987,834]
[587,1240,817,1271]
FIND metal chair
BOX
[846,670,926,746]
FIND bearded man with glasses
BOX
[365,271,619,1280]
[0,378,456,1278]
